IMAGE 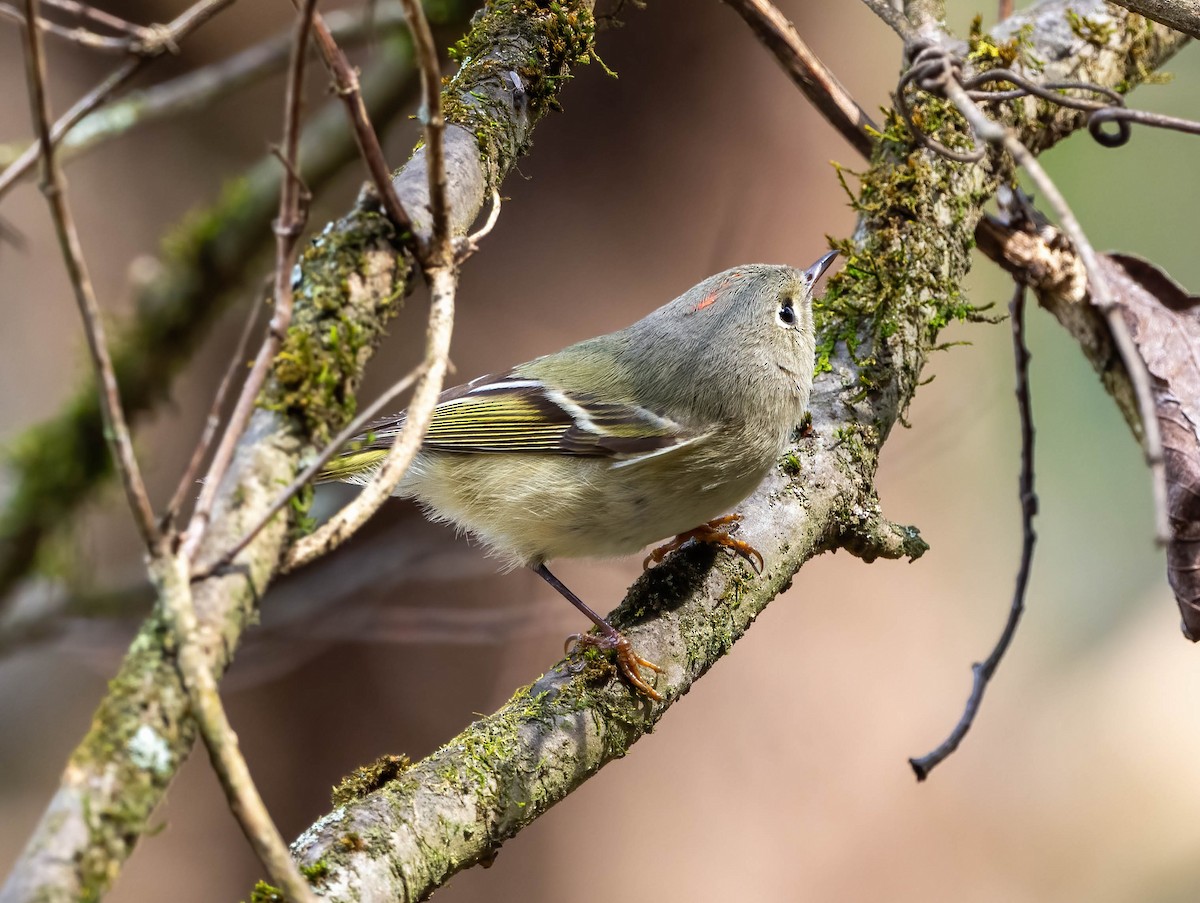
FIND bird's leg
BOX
[643,513,765,573]
[534,563,663,702]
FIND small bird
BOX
[320,251,838,700]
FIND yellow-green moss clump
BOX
[443,0,607,172]
[332,753,413,806]
[262,209,410,444]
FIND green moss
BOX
[288,486,316,539]
[1066,8,1116,48]
[331,753,412,805]
[818,104,996,402]
[1116,13,1173,92]
[967,16,1039,72]
[69,615,189,900]
[261,208,410,444]
[441,0,604,171]
[452,688,560,795]
[247,880,285,903]
[300,860,330,884]
[779,452,802,477]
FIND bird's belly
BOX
[398,446,777,568]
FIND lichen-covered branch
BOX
[0,2,605,901]
[287,3,1187,898]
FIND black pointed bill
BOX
[802,250,839,285]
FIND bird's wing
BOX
[321,373,702,480]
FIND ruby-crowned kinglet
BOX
[322,251,839,699]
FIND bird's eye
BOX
[777,298,796,327]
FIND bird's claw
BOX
[643,513,765,574]
[566,630,663,701]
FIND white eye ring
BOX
[777,299,797,328]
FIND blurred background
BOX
[1,1,1199,900]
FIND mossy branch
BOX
[0,2,605,901]
[284,3,1187,898]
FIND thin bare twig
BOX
[19,0,158,550]
[859,0,916,39]
[910,283,1037,779]
[25,2,415,168]
[401,0,450,262]
[164,290,266,528]
[0,0,238,202]
[724,0,876,159]
[182,0,318,561]
[454,186,502,262]
[194,362,426,578]
[284,0,458,571]
[309,10,415,240]
[1007,140,1170,544]
[153,553,318,903]
[937,75,1170,544]
[893,40,1171,545]
[904,0,943,31]
[0,2,141,53]
[0,58,140,200]
[41,0,145,35]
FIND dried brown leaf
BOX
[1100,253,1200,638]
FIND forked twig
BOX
[285,0,457,571]
[910,283,1037,779]
[309,10,415,241]
[27,3,416,167]
[0,2,143,53]
[0,0,238,203]
[182,0,317,561]
[894,40,1171,544]
[164,289,266,528]
[942,72,1168,544]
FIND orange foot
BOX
[566,631,664,701]
[643,514,765,574]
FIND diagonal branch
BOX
[723,0,876,158]
[287,2,1187,895]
